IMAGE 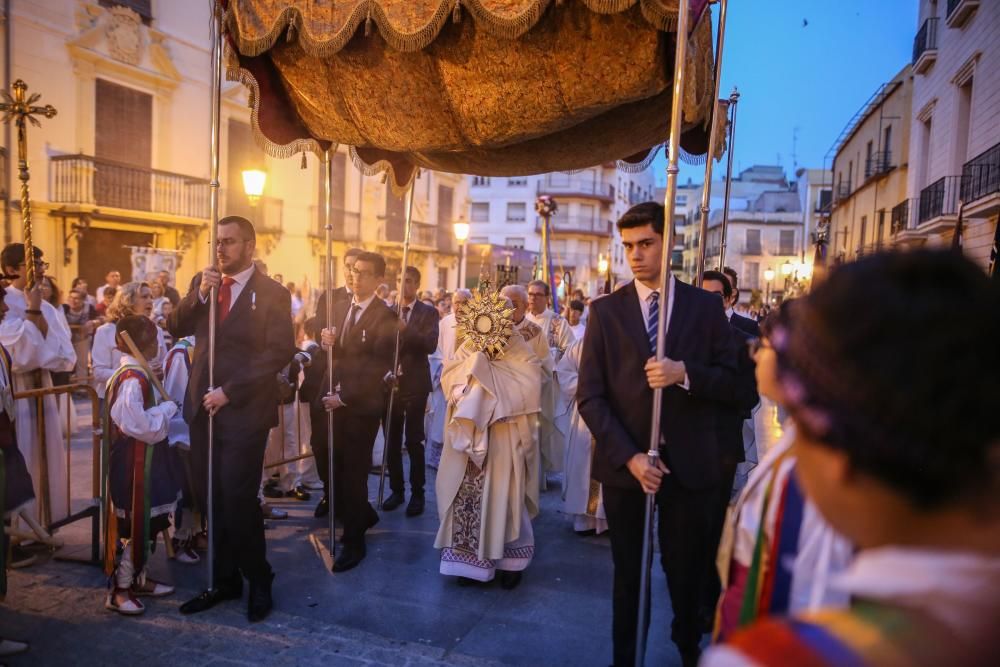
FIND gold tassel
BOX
[365,9,373,37]
[300,152,307,169]
[453,0,461,23]
[286,21,296,43]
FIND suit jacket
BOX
[170,268,296,434]
[715,325,760,465]
[578,279,740,491]
[314,287,352,329]
[317,296,397,418]
[730,312,761,338]
[392,299,439,398]
[298,340,327,405]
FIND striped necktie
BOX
[646,291,660,354]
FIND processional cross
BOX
[0,80,57,288]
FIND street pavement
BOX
[0,401,683,666]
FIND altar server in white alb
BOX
[0,244,76,527]
[555,337,607,534]
[427,288,472,469]
[435,288,541,589]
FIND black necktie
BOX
[402,305,410,324]
[342,304,361,345]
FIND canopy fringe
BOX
[348,146,417,197]
[617,145,662,173]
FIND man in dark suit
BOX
[315,251,397,572]
[578,202,739,667]
[171,216,296,622]
[313,247,364,330]
[382,266,439,517]
[722,265,761,338]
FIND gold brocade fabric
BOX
[223,0,716,191]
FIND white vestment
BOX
[555,339,607,534]
[525,309,573,474]
[427,312,461,468]
[435,334,541,581]
[0,286,77,525]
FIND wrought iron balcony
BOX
[536,216,612,236]
[834,182,852,203]
[912,18,938,74]
[891,199,917,234]
[946,0,979,28]
[310,205,361,242]
[377,218,437,248]
[50,154,209,219]
[918,176,961,225]
[864,151,893,179]
[537,176,614,202]
[961,141,1000,208]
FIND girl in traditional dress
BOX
[104,316,179,616]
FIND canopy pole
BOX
[718,88,740,270]
[377,184,416,510]
[323,149,337,565]
[695,0,731,281]
[205,0,224,594]
[636,0,690,663]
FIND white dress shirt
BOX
[633,275,688,389]
[342,293,377,333]
[198,263,257,305]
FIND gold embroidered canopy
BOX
[222,0,716,190]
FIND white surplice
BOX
[0,286,77,525]
[555,339,607,534]
[525,309,574,474]
[435,334,541,581]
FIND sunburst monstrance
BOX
[456,278,515,359]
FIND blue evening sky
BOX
[657,0,919,186]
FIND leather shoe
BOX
[499,570,522,590]
[405,493,425,517]
[382,492,404,511]
[247,573,274,622]
[314,496,329,518]
[179,582,242,615]
[286,485,311,501]
[367,505,380,529]
[261,503,288,520]
[262,485,285,499]
[331,543,366,573]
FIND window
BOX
[744,262,760,290]
[469,236,488,244]
[471,203,489,223]
[779,230,796,255]
[99,0,153,23]
[506,202,526,222]
[507,177,527,187]
[471,176,491,187]
[95,78,152,210]
[317,151,347,235]
[745,229,762,255]
[505,237,526,249]
[676,195,688,206]
[883,125,893,157]
[437,268,448,290]
[876,209,886,250]
[858,216,868,253]
[437,185,455,253]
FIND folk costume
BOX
[103,355,179,615]
[435,288,541,583]
[0,285,76,527]
[163,336,201,563]
[555,339,607,534]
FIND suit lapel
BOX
[220,269,258,329]
[620,282,652,355]
[663,278,687,358]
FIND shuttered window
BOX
[94,78,152,210]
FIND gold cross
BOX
[0,80,57,288]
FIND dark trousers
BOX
[312,407,380,545]
[310,405,332,493]
[603,476,718,666]
[384,392,428,496]
[189,414,271,584]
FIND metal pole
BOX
[695,0,731,280]
[323,149,337,561]
[637,0,689,663]
[377,185,416,509]
[206,2,223,593]
[717,88,740,270]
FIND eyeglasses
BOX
[350,267,374,278]
[747,337,772,355]
[19,261,50,271]
[215,237,249,248]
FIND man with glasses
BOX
[316,251,396,572]
[0,244,76,529]
[172,216,296,622]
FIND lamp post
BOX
[764,266,775,306]
[453,218,469,290]
[241,168,266,210]
[597,254,609,295]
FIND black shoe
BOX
[499,570,522,590]
[262,485,285,499]
[247,573,274,623]
[314,496,329,518]
[286,485,311,501]
[405,493,425,517]
[382,492,405,511]
[331,543,366,573]
[366,506,380,529]
[179,582,242,615]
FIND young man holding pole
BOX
[578,202,738,667]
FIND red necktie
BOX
[218,276,236,323]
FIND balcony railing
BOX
[377,218,437,248]
[912,18,938,72]
[310,205,361,241]
[834,182,852,203]
[918,176,962,225]
[536,216,611,235]
[961,142,1000,205]
[50,154,209,219]
[891,199,917,234]
[864,151,893,179]
[537,177,614,201]
[946,0,979,28]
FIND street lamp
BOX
[241,168,267,207]
[453,218,470,290]
[763,266,775,305]
[597,254,609,276]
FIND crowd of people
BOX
[0,203,997,665]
